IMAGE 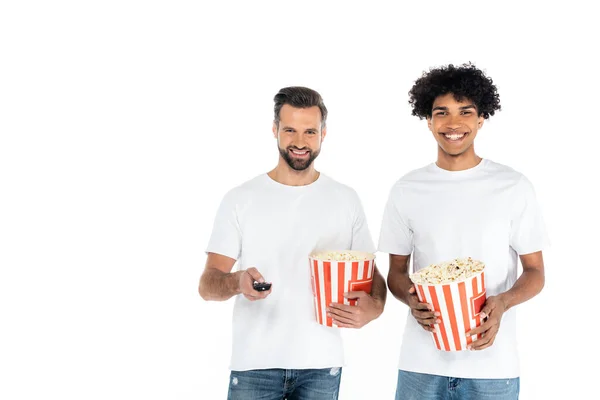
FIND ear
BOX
[427,116,433,131]
[272,122,278,139]
[477,115,484,129]
[321,126,327,142]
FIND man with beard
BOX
[200,86,386,399]
[379,63,549,399]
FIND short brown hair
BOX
[273,86,327,127]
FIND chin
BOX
[440,148,466,157]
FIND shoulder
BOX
[319,174,359,195]
[221,174,268,203]
[317,174,364,207]
[388,163,432,194]
[483,159,533,188]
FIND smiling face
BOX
[427,93,484,157]
[273,104,326,171]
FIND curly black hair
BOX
[408,62,501,120]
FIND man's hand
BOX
[326,291,384,328]
[466,295,507,350]
[239,267,272,301]
[407,285,439,332]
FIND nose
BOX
[445,115,462,131]
[291,131,307,149]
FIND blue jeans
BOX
[227,368,342,400]
[396,370,519,400]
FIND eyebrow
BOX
[432,105,477,112]
[282,126,318,132]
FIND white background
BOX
[1,1,598,399]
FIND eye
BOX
[461,111,472,115]
[435,111,447,116]
[285,129,294,133]
[306,131,316,135]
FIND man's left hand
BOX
[326,291,384,329]
[466,295,507,350]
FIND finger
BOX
[469,333,494,350]
[257,289,272,298]
[419,322,436,332]
[408,285,416,294]
[328,312,357,325]
[471,341,493,351]
[480,302,495,320]
[245,267,264,283]
[254,288,272,299]
[412,301,434,311]
[415,315,440,327]
[332,320,356,328]
[413,305,439,315]
[244,288,271,300]
[413,314,438,326]
[412,308,438,320]
[327,307,355,320]
[466,320,494,337]
[344,291,368,299]
[477,325,500,350]
[245,294,269,301]
[328,303,355,314]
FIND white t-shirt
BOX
[378,159,549,379]
[206,173,376,371]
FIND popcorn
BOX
[310,251,372,262]
[410,257,485,285]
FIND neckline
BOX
[430,158,488,176]
[264,172,325,189]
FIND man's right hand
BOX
[407,285,439,332]
[239,267,272,301]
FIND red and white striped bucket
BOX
[309,251,375,328]
[413,270,486,351]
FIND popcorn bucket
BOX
[413,270,486,351]
[309,251,375,328]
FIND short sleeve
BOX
[377,185,413,255]
[205,189,242,260]
[509,177,550,255]
[350,191,376,253]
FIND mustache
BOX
[287,146,311,152]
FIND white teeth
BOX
[444,133,465,140]
[291,150,308,154]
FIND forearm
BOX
[199,268,244,301]
[387,269,413,306]
[498,268,545,311]
[370,267,387,307]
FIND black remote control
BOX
[253,282,272,291]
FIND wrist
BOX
[497,292,511,311]
[232,270,245,294]
[372,296,385,314]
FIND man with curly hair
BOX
[378,63,549,399]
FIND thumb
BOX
[408,285,416,294]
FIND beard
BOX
[278,145,320,171]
